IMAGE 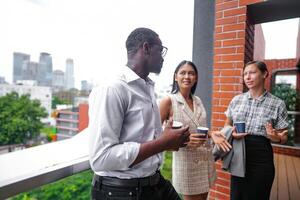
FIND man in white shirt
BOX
[89,27,190,200]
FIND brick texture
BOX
[210,0,264,199]
[264,59,298,91]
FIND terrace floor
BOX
[271,153,300,200]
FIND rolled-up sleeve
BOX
[88,85,140,172]
[274,100,289,130]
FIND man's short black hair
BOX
[126,28,159,56]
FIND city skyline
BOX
[11,51,77,90]
[0,0,299,90]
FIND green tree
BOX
[51,96,70,109]
[272,84,298,111]
[272,84,299,146]
[0,92,48,145]
[12,170,93,200]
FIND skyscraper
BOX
[13,52,30,83]
[38,52,53,86]
[22,61,38,80]
[65,58,75,89]
[52,70,65,92]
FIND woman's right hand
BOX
[187,133,206,148]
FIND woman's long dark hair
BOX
[171,60,198,95]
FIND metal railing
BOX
[0,129,90,199]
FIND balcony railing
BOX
[0,129,90,199]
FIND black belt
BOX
[93,171,161,188]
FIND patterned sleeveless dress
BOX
[170,93,216,195]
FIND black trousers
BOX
[91,173,181,200]
[231,135,275,200]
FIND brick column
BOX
[210,0,263,199]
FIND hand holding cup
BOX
[232,121,248,139]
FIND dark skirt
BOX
[231,135,275,200]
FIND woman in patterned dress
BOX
[159,60,230,200]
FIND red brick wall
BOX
[211,0,263,199]
[264,59,298,91]
[78,103,89,132]
[272,144,300,157]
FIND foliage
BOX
[0,92,48,145]
[51,96,70,109]
[271,84,299,146]
[161,151,173,181]
[11,153,174,200]
[12,170,93,200]
[40,126,56,142]
[272,84,298,111]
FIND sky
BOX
[0,0,299,89]
[262,18,299,59]
[0,0,194,89]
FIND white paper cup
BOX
[172,121,183,129]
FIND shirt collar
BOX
[120,66,155,86]
[247,90,268,101]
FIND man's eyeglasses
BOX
[161,46,168,58]
[151,43,168,58]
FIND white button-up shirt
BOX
[88,66,163,179]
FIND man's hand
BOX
[211,131,232,152]
[160,120,190,151]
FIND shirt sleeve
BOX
[88,85,140,172]
[224,97,235,120]
[274,100,289,130]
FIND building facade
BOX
[55,104,88,140]
[13,52,30,83]
[65,58,75,89]
[38,52,53,87]
[52,70,65,92]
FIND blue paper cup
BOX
[234,122,245,133]
[197,126,209,138]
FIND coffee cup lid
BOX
[172,121,183,128]
[197,126,209,131]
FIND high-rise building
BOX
[38,52,53,87]
[65,58,75,89]
[22,61,39,81]
[0,76,7,84]
[52,70,65,92]
[13,52,30,83]
[81,80,90,91]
